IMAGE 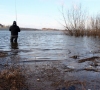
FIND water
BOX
[0,30,100,60]
[1,30,100,89]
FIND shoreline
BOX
[0,50,100,89]
[0,28,64,31]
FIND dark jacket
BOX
[9,24,20,35]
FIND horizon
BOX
[0,0,100,29]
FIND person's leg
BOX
[10,37,14,43]
[14,36,18,43]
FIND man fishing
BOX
[9,21,20,43]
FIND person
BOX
[9,21,20,43]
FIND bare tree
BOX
[60,5,87,31]
[90,15,100,30]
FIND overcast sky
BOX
[0,0,100,29]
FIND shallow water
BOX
[0,30,100,60]
[1,30,100,70]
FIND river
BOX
[1,30,100,89]
[0,30,100,60]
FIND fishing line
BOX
[15,0,17,22]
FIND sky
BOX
[0,0,100,29]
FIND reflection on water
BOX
[0,30,100,60]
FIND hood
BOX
[13,21,17,26]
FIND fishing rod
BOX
[15,0,17,22]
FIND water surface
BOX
[0,30,100,60]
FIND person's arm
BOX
[9,26,11,31]
[17,26,20,32]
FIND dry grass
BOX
[0,64,29,90]
[0,52,7,57]
[0,60,100,90]
[65,29,100,37]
